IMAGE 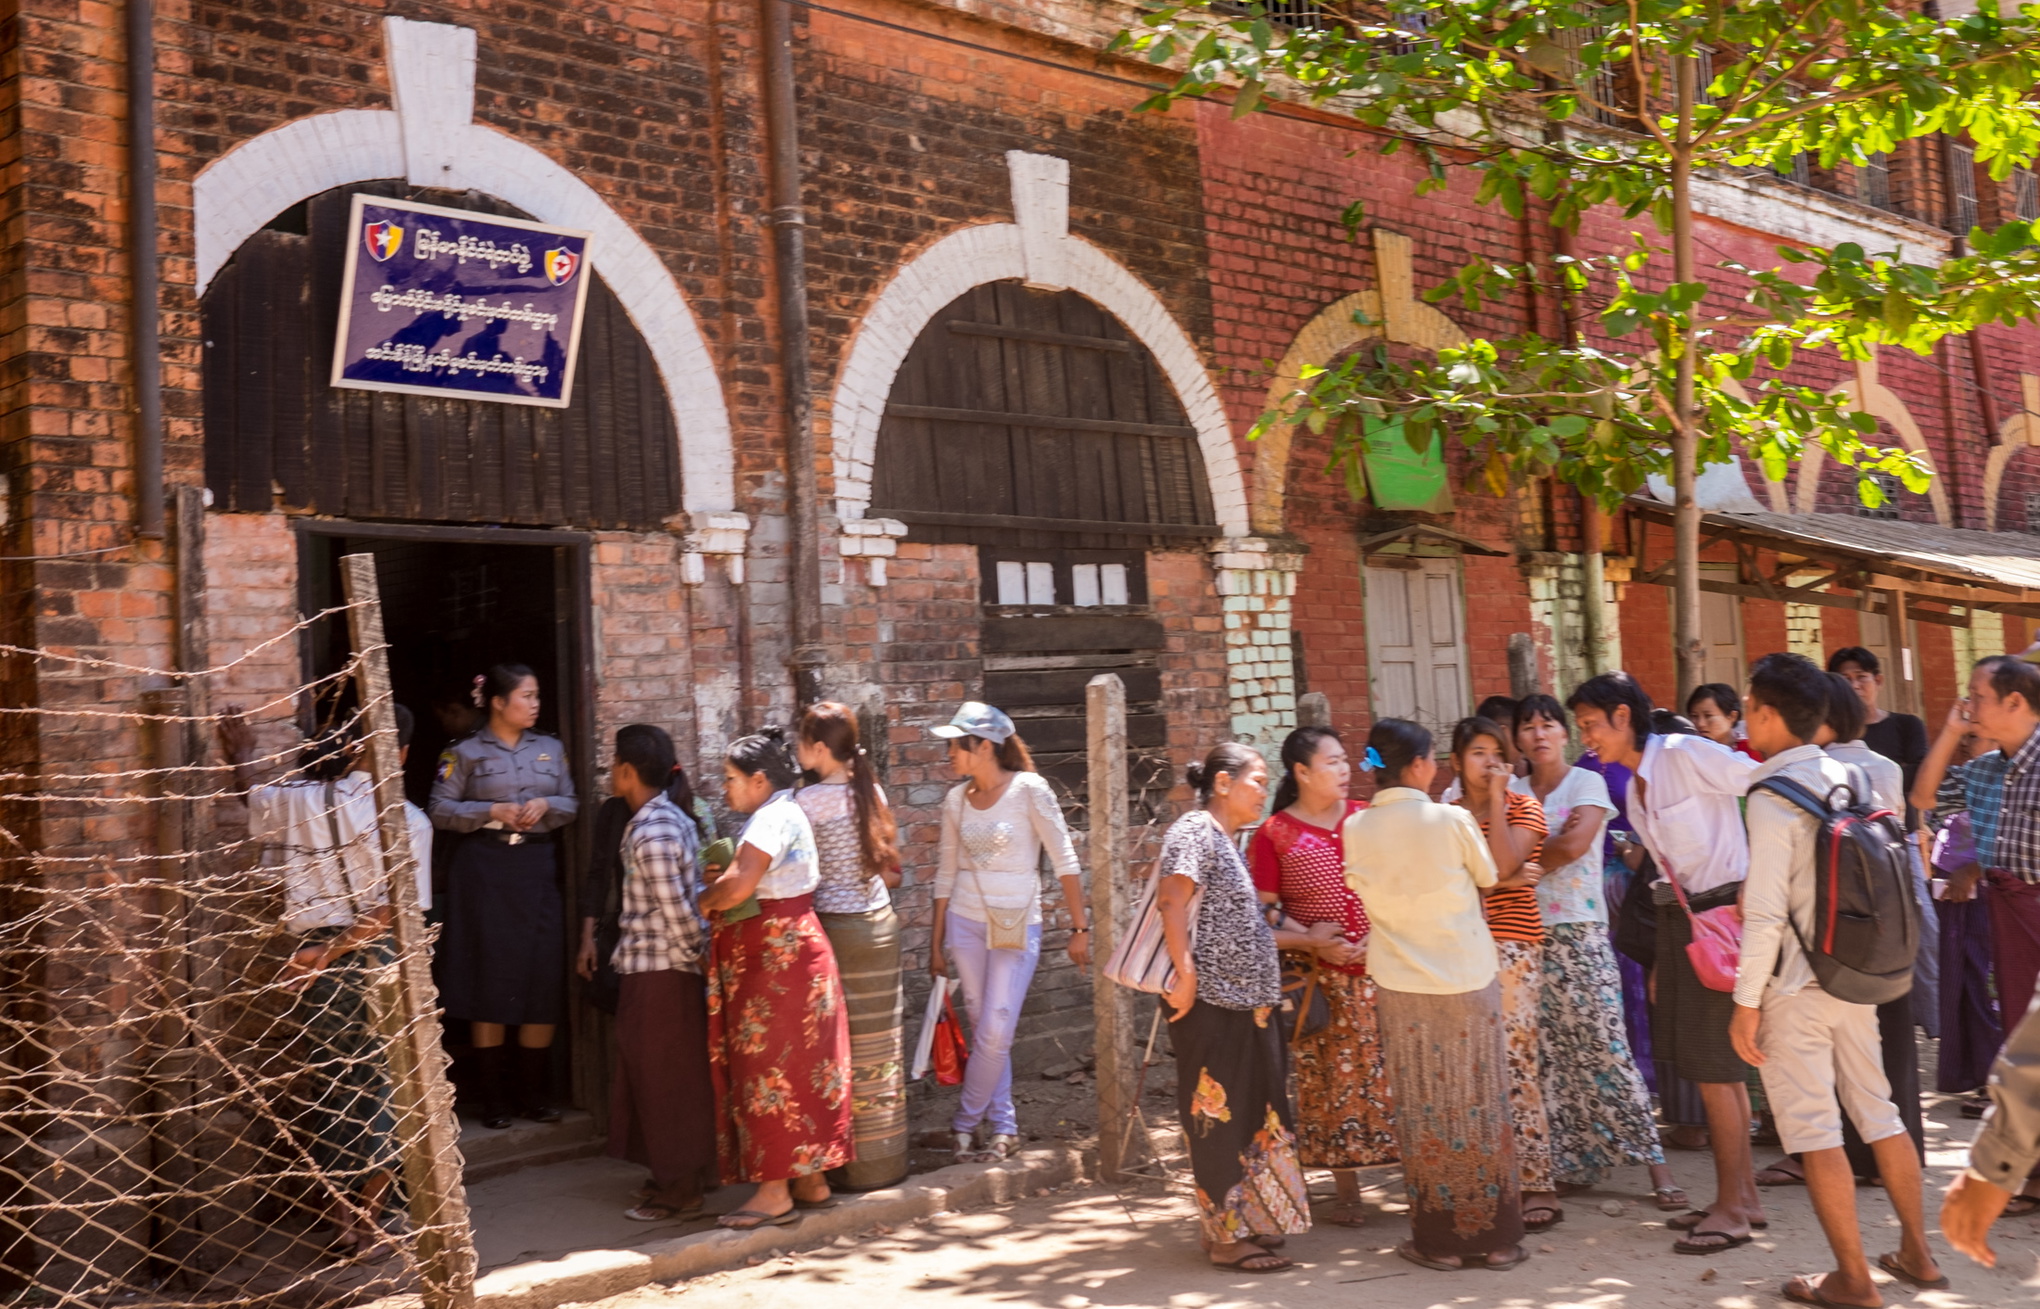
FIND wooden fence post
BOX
[341,554,477,1309]
[1087,673,1141,1181]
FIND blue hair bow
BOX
[1363,745,1385,771]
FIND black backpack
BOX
[1748,773,1919,1005]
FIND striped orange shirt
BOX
[1477,790,1548,944]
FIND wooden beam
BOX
[947,320,1135,352]
[888,508,1219,539]
[886,402,1198,440]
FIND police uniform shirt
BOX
[429,731,579,833]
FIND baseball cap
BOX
[930,702,1017,744]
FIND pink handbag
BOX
[1663,860,1743,992]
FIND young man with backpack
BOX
[1729,653,1943,1307]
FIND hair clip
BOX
[1363,745,1385,771]
[469,674,486,708]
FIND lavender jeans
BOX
[945,915,1042,1137]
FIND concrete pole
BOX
[341,554,477,1309]
[1086,673,1139,1181]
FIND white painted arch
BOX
[191,17,737,517]
[827,223,1250,538]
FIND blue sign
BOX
[330,195,594,408]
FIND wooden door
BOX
[1363,557,1469,735]
[1698,564,1747,690]
[870,282,1217,549]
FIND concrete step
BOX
[461,1109,603,1184]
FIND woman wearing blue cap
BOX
[929,702,1089,1163]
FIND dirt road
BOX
[585,1151,2040,1309]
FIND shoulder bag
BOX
[1662,856,1742,992]
[1103,814,1212,994]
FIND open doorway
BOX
[297,522,597,1128]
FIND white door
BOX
[1698,564,1746,690]
[1364,557,1469,735]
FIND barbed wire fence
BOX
[2,555,473,1309]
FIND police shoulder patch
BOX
[435,750,456,782]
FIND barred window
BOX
[2017,167,2040,222]
[1857,471,1903,520]
[1776,154,1813,187]
[1948,141,1979,233]
[2026,492,2040,534]
[1861,153,1894,211]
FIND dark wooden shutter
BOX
[202,181,682,530]
[870,282,1218,549]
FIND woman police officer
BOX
[431,663,579,1128]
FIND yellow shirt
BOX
[1342,787,1501,995]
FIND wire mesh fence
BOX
[2,557,472,1309]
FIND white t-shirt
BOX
[1510,768,1616,926]
[249,772,431,932]
[739,789,821,900]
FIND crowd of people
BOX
[223,644,2040,1296]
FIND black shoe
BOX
[480,1109,514,1130]
[517,1101,563,1124]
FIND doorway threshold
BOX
[462,1109,602,1184]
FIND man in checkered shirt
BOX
[1967,656,2040,1036]
[604,723,716,1221]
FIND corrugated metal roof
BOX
[1630,501,2040,596]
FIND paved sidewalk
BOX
[458,1146,1085,1309]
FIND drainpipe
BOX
[129,0,164,539]
[761,0,825,711]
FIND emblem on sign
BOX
[363,221,404,262]
[543,247,580,287]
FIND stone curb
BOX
[467,1147,1090,1309]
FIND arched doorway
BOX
[871,280,1219,794]
[200,180,688,1128]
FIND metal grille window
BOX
[2017,168,2040,221]
[1694,46,1717,106]
[1776,154,1813,186]
[1861,153,1894,210]
[1388,7,1432,54]
[2026,492,2040,534]
[1858,471,1904,520]
[1949,141,1980,233]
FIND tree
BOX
[1114,0,2040,696]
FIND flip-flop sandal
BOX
[1481,1245,1530,1271]
[1668,1210,1769,1232]
[624,1202,702,1223]
[1209,1248,1291,1273]
[717,1208,800,1231]
[1395,1242,1464,1272]
[1783,1275,1873,1308]
[1524,1207,1565,1232]
[2005,1194,2040,1217]
[1673,1228,1754,1255]
[792,1196,838,1211]
[1756,1165,1806,1187]
[1876,1252,1950,1291]
[1653,1186,1689,1212]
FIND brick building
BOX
[12,0,2040,1152]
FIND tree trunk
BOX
[1670,54,1704,702]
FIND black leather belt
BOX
[477,829,554,846]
